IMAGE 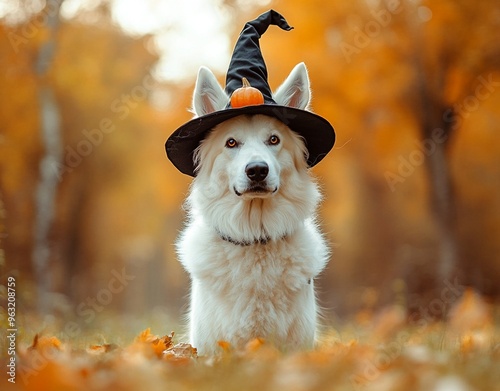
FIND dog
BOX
[176,63,330,355]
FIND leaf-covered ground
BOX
[8,289,500,391]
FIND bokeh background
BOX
[1,0,499,329]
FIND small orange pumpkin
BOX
[230,77,264,108]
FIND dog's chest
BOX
[197,239,312,299]
[179,220,326,350]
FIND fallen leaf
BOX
[163,342,197,363]
[129,328,175,358]
[217,340,232,352]
[28,334,63,353]
[244,337,265,353]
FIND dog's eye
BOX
[225,138,238,148]
[269,135,280,145]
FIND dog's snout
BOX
[246,161,269,182]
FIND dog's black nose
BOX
[246,161,269,181]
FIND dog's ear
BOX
[192,66,229,117]
[273,62,311,110]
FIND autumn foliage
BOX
[1,0,499,317]
[5,290,499,391]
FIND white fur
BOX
[192,66,229,115]
[273,62,311,110]
[177,64,329,355]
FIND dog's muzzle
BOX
[233,161,278,197]
[245,161,269,182]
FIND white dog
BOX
[176,63,329,355]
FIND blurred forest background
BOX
[1,0,499,327]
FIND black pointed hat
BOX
[166,10,335,177]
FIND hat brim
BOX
[165,104,335,177]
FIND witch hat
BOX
[166,10,335,177]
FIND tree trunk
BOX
[424,124,458,282]
[33,0,63,313]
[419,85,459,291]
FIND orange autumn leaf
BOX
[152,333,175,357]
[217,340,232,352]
[163,342,198,364]
[243,338,282,360]
[134,327,157,344]
[131,328,175,358]
[28,334,63,353]
[244,337,266,353]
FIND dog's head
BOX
[192,63,312,200]
[187,64,320,241]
